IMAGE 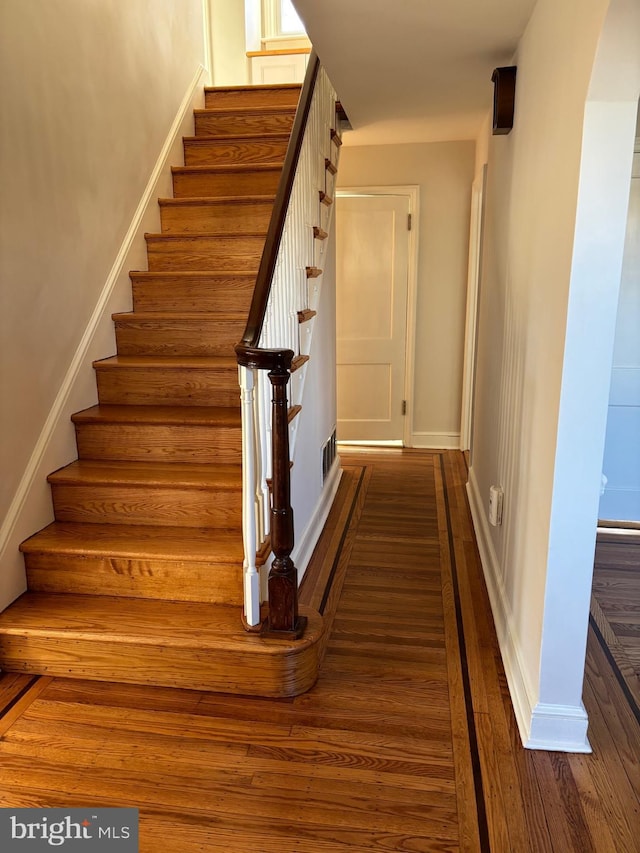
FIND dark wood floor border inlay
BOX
[439,453,491,852]
[589,613,640,725]
[0,674,40,720]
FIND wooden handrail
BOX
[235,345,293,374]
[235,51,325,638]
[237,49,320,352]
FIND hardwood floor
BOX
[591,531,640,709]
[0,450,638,852]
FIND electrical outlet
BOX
[489,485,503,526]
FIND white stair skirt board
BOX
[0,65,209,610]
[466,467,592,753]
[292,458,342,584]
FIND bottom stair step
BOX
[20,522,264,604]
[0,593,323,698]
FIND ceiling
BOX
[293,0,536,145]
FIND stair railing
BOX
[235,51,339,635]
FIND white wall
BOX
[0,0,206,608]
[468,0,640,750]
[336,141,475,448]
[290,230,340,575]
[207,0,249,85]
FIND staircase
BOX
[0,83,324,698]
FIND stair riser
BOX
[0,635,319,696]
[146,237,264,273]
[114,319,243,356]
[24,553,242,604]
[95,366,238,407]
[204,88,300,109]
[51,483,241,528]
[183,138,289,167]
[160,201,273,235]
[75,423,241,464]
[195,111,295,137]
[131,277,254,314]
[172,169,280,199]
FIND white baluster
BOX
[239,365,260,627]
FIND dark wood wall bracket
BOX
[491,66,517,135]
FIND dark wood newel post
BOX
[234,54,320,638]
[235,345,307,638]
[265,353,307,638]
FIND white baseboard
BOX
[466,467,537,744]
[527,703,591,752]
[466,467,591,752]
[293,458,342,583]
[411,431,461,450]
[0,65,209,610]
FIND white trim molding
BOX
[460,164,486,454]
[527,703,591,753]
[0,65,208,610]
[466,466,591,752]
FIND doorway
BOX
[599,142,640,524]
[335,187,418,445]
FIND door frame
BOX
[336,185,420,447]
[460,165,487,456]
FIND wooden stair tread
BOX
[112,311,246,323]
[194,105,297,118]
[20,521,244,562]
[144,232,267,241]
[183,132,290,143]
[288,404,302,423]
[0,593,321,653]
[71,404,241,428]
[158,195,275,207]
[93,355,238,369]
[47,459,242,490]
[204,84,301,94]
[129,270,256,280]
[171,163,282,175]
[292,354,310,372]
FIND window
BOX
[262,0,307,40]
[279,0,304,35]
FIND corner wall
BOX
[0,0,206,608]
[336,141,475,448]
[469,0,640,749]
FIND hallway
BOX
[0,450,638,851]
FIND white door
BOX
[600,149,640,522]
[336,193,410,442]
